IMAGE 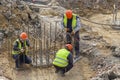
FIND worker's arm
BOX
[26,39,30,47]
[67,53,73,65]
[13,41,20,51]
[26,39,32,50]
[73,16,81,33]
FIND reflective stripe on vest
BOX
[12,39,27,55]
[53,49,70,67]
[63,14,77,29]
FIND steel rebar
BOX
[35,38,37,67]
[43,23,46,65]
[39,22,43,65]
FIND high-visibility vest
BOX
[12,39,27,55]
[63,14,77,29]
[53,49,70,67]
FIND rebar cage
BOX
[6,21,66,68]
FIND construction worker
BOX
[12,32,32,69]
[61,10,81,59]
[53,44,73,77]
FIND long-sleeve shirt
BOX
[13,39,30,51]
[67,53,73,65]
[61,15,81,33]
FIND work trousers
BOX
[54,64,73,74]
[66,31,80,56]
[13,54,32,68]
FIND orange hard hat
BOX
[65,44,73,51]
[20,32,28,40]
[65,10,72,19]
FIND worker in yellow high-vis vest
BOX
[61,10,81,59]
[53,44,73,77]
[12,32,32,69]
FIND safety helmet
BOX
[65,10,72,19]
[20,32,28,40]
[65,44,73,51]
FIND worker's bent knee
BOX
[70,64,73,68]
[27,58,32,64]
[25,57,32,64]
[29,59,32,64]
[68,64,73,69]
[12,54,19,59]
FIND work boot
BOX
[74,55,80,60]
[57,71,65,77]
[73,56,82,63]
[74,52,81,59]
[15,64,24,70]
[15,66,24,71]
[55,69,59,73]
[61,73,65,77]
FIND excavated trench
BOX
[0,0,120,80]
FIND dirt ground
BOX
[83,13,120,46]
[11,57,94,80]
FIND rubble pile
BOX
[0,0,42,47]
[57,0,115,17]
[81,40,120,80]
[112,47,120,57]
[91,64,120,80]
[80,25,120,80]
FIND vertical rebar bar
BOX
[39,39,42,65]
[115,0,118,21]
[43,23,46,65]
[50,23,51,48]
[32,21,36,66]
[46,25,50,65]
[113,0,118,23]
[33,38,35,66]
[46,30,48,65]
[35,39,37,67]
[54,22,57,58]
[39,21,43,65]
[49,23,52,62]
[9,39,15,80]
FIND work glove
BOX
[20,48,25,53]
[65,28,70,32]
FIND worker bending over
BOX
[53,44,73,77]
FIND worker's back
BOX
[53,49,70,67]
